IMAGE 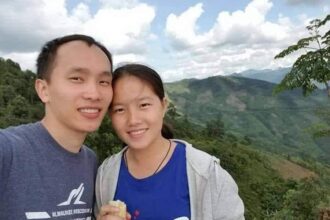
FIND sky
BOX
[0,0,329,82]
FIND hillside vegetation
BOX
[1,57,330,219]
[166,75,330,164]
[270,156,318,180]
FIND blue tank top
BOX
[114,141,191,220]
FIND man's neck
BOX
[41,118,87,153]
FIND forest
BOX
[1,14,330,220]
[1,55,330,219]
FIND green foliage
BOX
[166,101,181,119]
[274,14,330,151]
[85,116,124,163]
[2,56,330,219]
[166,75,330,165]
[172,120,330,219]
[274,14,330,97]
[308,108,330,138]
[271,178,330,219]
[0,58,42,128]
[205,115,225,138]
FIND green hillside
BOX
[1,57,330,219]
[166,75,330,164]
[0,58,43,127]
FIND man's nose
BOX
[83,82,101,100]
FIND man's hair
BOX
[36,34,113,81]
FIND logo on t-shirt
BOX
[25,183,91,219]
[57,183,86,206]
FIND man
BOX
[0,34,113,219]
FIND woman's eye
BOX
[113,108,124,113]
[140,103,151,108]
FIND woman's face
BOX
[109,75,167,150]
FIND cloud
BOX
[82,3,155,55]
[99,0,139,8]
[165,3,210,49]
[2,52,39,72]
[165,0,290,49]
[0,0,155,70]
[0,0,81,53]
[285,0,324,5]
[162,0,310,81]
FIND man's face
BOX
[37,40,113,136]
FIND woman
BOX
[95,64,244,220]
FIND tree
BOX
[274,14,330,138]
[205,116,225,139]
[166,101,180,119]
[272,178,329,219]
[274,14,330,97]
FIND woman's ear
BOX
[35,79,50,103]
[162,97,168,117]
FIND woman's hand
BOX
[97,204,131,220]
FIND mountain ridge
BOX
[166,74,330,164]
[230,67,290,84]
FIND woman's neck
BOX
[125,137,174,178]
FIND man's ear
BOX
[35,79,50,103]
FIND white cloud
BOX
[99,0,139,8]
[285,0,324,5]
[0,0,326,81]
[0,0,155,71]
[113,53,146,68]
[2,52,38,72]
[163,0,311,80]
[72,3,92,22]
[0,0,80,53]
[82,3,155,55]
[166,3,210,49]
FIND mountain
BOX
[166,75,330,164]
[2,57,330,219]
[231,67,290,84]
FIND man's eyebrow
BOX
[68,67,88,74]
[100,70,112,76]
[68,67,111,76]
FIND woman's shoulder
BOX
[99,148,126,170]
[173,139,220,176]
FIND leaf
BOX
[274,37,316,59]
[318,14,330,27]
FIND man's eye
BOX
[69,77,83,82]
[100,80,111,86]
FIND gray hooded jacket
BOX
[95,139,245,219]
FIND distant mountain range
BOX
[230,67,290,84]
[165,74,330,164]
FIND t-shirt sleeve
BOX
[0,131,13,195]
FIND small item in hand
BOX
[109,200,127,218]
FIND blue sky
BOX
[0,0,329,82]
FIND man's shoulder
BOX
[0,122,39,143]
[0,123,36,138]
